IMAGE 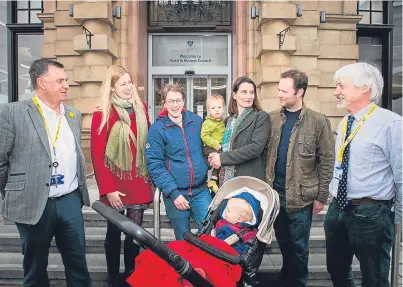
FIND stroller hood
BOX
[220,192,261,227]
[209,176,280,244]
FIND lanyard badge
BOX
[32,96,62,187]
[337,104,377,164]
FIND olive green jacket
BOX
[266,105,335,212]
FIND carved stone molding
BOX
[148,1,232,27]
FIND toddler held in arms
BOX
[201,94,226,194]
[216,192,260,255]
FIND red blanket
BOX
[127,235,242,287]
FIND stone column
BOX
[236,1,247,78]
[38,1,57,60]
[255,2,297,112]
[317,0,361,131]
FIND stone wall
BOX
[247,0,361,132]
[38,0,362,173]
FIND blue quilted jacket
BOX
[146,109,208,200]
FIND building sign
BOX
[152,35,228,67]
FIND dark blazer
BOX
[220,110,271,181]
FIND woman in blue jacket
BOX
[146,83,211,240]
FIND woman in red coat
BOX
[91,65,153,287]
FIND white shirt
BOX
[36,97,78,197]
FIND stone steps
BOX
[0,224,328,254]
[0,252,366,287]
[1,184,401,287]
[78,208,327,228]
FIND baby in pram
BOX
[216,192,261,255]
[125,177,279,287]
[127,191,260,287]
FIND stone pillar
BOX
[255,2,297,112]
[317,0,361,131]
[72,1,118,173]
[127,1,148,101]
[38,0,57,60]
[247,0,361,132]
[290,2,320,112]
[236,1,247,78]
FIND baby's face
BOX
[224,198,253,224]
[208,99,224,120]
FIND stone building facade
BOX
[3,1,401,173]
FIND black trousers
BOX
[104,208,144,285]
[15,190,91,287]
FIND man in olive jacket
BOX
[266,70,334,287]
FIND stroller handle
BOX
[184,232,241,265]
[92,201,214,287]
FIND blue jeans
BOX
[274,204,313,287]
[324,201,394,287]
[163,187,212,240]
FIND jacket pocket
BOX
[8,173,27,182]
[298,135,316,156]
[4,181,26,191]
[300,178,319,202]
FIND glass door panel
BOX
[153,77,169,120]
[211,77,227,109]
[172,77,187,87]
[173,77,189,111]
[151,75,228,122]
[192,77,208,119]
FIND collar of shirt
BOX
[350,102,374,122]
[36,95,65,120]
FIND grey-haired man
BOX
[325,62,402,287]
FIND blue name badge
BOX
[334,166,343,180]
[50,174,65,186]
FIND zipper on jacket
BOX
[179,127,194,196]
[167,159,171,172]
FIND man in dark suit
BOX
[0,58,91,287]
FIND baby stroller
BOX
[92,176,280,287]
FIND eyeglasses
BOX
[166,99,184,105]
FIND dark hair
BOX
[280,69,308,98]
[29,58,64,90]
[228,76,262,116]
[162,83,185,103]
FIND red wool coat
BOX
[91,104,153,206]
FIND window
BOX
[0,1,8,104]
[15,0,43,24]
[357,1,396,110]
[358,36,383,71]
[392,1,402,116]
[6,1,44,102]
[357,0,386,24]
[16,34,44,101]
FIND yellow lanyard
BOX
[32,96,62,153]
[337,104,377,163]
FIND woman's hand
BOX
[106,191,126,209]
[174,195,190,210]
[208,152,221,169]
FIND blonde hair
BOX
[206,94,225,110]
[98,65,147,135]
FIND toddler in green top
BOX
[201,94,226,194]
